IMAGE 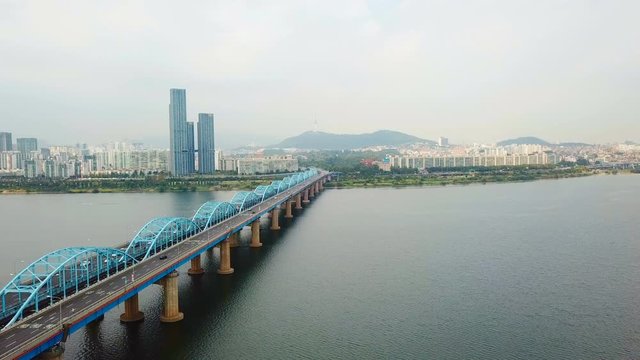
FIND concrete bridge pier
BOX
[228,232,240,248]
[316,181,321,192]
[303,188,310,204]
[270,207,281,230]
[295,193,303,210]
[120,293,144,323]
[159,271,184,323]
[250,220,262,248]
[285,200,294,219]
[188,254,205,275]
[319,180,324,191]
[217,239,234,275]
[309,185,316,198]
[36,344,64,360]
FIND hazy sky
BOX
[1,0,639,148]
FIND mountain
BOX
[497,137,550,146]
[497,136,592,147]
[272,130,433,150]
[556,142,592,147]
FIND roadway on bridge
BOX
[0,173,327,360]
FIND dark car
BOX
[159,255,167,260]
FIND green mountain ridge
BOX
[272,130,434,149]
[497,136,591,147]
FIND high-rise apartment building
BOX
[187,122,195,174]
[168,89,194,176]
[17,138,38,153]
[438,136,449,147]
[197,113,215,174]
[0,132,12,151]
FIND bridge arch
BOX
[192,201,237,230]
[0,247,137,329]
[254,185,277,202]
[271,180,289,193]
[293,173,304,184]
[124,217,198,260]
[281,176,293,189]
[230,191,262,212]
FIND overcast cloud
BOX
[1,0,639,148]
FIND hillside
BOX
[497,136,591,147]
[272,130,433,150]
[497,137,550,146]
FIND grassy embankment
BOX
[327,169,633,189]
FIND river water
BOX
[0,175,639,359]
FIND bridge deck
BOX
[0,172,327,360]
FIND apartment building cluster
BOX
[387,152,559,170]
[382,143,559,170]
[218,154,299,175]
[0,131,173,178]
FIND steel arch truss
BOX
[271,180,288,193]
[281,176,293,189]
[192,201,238,230]
[125,217,198,260]
[230,191,262,212]
[290,173,303,185]
[0,247,137,328]
[254,185,277,202]
[305,168,318,178]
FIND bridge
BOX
[0,169,331,360]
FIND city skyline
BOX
[1,1,639,147]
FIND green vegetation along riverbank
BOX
[325,168,623,189]
[0,175,280,194]
[0,167,633,195]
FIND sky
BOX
[1,0,639,148]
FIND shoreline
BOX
[0,170,632,195]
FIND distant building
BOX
[218,157,239,172]
[24,160,38,178]
[386,152,559,170]
[168,88,194,176]
[0,151,22,170]
[16,138,38,168]
[438,136,449,147]
[187,121,195,174]
[197,113,216,174]
[44,159,55,178]
[16,138,37,153]
[0,132,12,151]
[219,155,299,175]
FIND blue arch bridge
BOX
[0,169,331,360]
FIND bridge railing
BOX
[0,247,138,328]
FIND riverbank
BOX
[325,168,632,189]
[0,178,268,194]
[0,169,633,194]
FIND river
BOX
[0,175,638,359]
